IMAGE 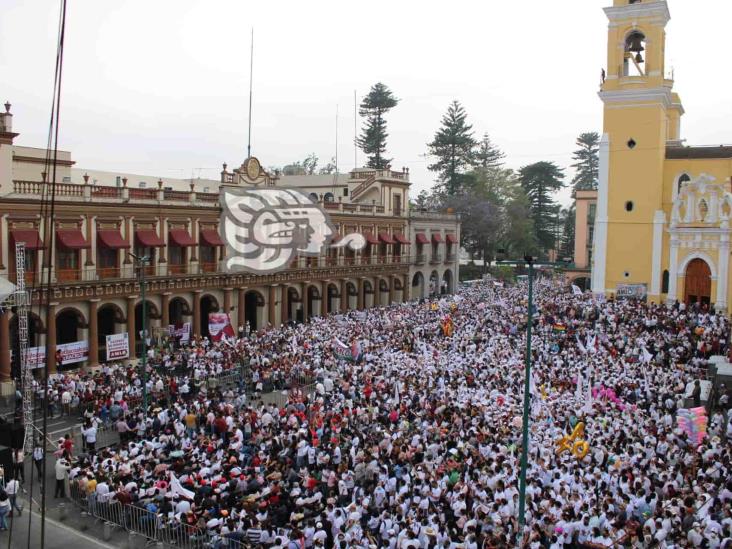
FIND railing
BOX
[128,188,157,200]
[446,252,456,263]
[97,266,119,279]
[199,261,217,273]
[350,174,377,201]
[56,268,81,282]
[198,192,219,203]
[168,263,187,275]
[163,189,189,201]
[409,210,460,222]
[91,186,122,199]
[430,253,442,264]
[415,254,426,265]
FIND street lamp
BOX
[517,254,535,542]
[129,253,150,416]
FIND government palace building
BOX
[592,0,732,309]
[0,107,460,379]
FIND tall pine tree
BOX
[518,161,565,256]
[570,132,600,192]
[427,101,477,196]
[475,133,505,169]
[357,83,399,169]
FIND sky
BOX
[2,0,731,206]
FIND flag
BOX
[333,338,360,362]
[641,346,653,364]
[572,284,583,296]
[552,323,567,333]
[169,473,195,500]
[576,334,587,354]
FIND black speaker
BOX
[0,445,12,478]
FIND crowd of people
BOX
[53,277,732,548]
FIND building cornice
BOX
[604,2,670,25]
[599,87,674,109]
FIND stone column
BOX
[192,290,201,337]
[280,287,289,324]
[403,274,410,302]
[340,280,347,312]
[357,279,364,310]
[268,286,277,326]
[88,299,99,368]
[127,296,137,360]
[374,279,381,307]
[389,277,395,305]
[321,281,329,315]
[303,284,309,320]
[716,232,730,311]
[47,302,58,373]
[161,292,171,328]
[238,288,246,331]
[0,308,11,382]
[224,287,233,317]
[667,237,680,305]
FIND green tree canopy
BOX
[427,101,477,196]
[475,133,505,170]
[518,161,565,256]
[357,83,399,169]
[571,132,600,192]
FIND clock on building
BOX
[245,157,261,180]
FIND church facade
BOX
[592,0,732,310]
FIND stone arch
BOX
[325,283,339,315]
[306,285,321,319]
[412,272,425,300]
[623,29,646,77]
[200,294,220,338]
[169,296,191,326]
[678,252,717,281]
[56,307,87,345]
[683,258,712,306]
[429,270,440,297]
[286,286,302,323]
[97,302,125,364]
[673,172,692,201]
[363,279,374,308]
[345,281,358,310]
[244,290,265,331]
[442,269,454,294]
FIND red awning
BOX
[446,233,458,244]
[415,233,429,245]
[431,233,443,243]
[169,228,195,247]
[363,232,379,245]
[394,233,410,245]
[97,229,129,249]
[10,229,43,250]
[135,229,165,247]
[200,229,224,247]
[57,229,91,249]
[378,231,395,244]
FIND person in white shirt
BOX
[5,478,22,516]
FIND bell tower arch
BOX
[592,0,683,301]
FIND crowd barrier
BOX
[68,480,247,548]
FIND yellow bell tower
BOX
[592,0,684,300]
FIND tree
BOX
[302,153,319,175]
[443,190,501,273]
[357,83,399,169]
[518,161,565,256]
[319,157,337,175]
[570,132,599,192]
[475,133,505,170]
[427,101,477,196]
[558,205,576,262]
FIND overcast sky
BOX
[2,0,731,205]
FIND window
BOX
[324,192,335,203]
[343,187,349,197]
[139,181,147,188]
[625,201,634,212]
[394,194,402,216]
[662,270,670,293]
[98,247,117,269]
[588,203,596,221]
[308,192,319,203]
[169,246,184,265]
[62,176,71,183]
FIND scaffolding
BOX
[13,242,34,453]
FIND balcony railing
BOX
[56,268,81,282]
[200,262,217,273]
[168,263,187,275]
[430,253,442,264]
[97,267,120,280]
[415,254,426,265]
[445,253,456,263]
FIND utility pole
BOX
[130,253,150,417]
[517,255,535,544]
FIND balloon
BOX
[555,422,590,461]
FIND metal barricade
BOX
[126,504,163,541]
[68,480,88,511]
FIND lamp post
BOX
[517,255,535,543]
[129,253,150,416]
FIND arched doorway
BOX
[429,271,440,297]
[412,272,425,300]
[169,297,190,327]
[346,282,357,310]
[573,277,591,292]
[200,295,219,338]
[287,287,302,323]
[57,308,85,345]
[98,304,124,364]
[306,286,320,319]
[378,278,389,306]
[684,258,712,306]
[363,280,374,308]
[326,284,339,315]
[134,301,158,355]
[442,269,454,295]
[244,291,264,331]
